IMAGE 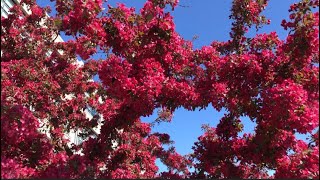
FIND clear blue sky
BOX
[37,0,313,173]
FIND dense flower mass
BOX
[1,0,319,178]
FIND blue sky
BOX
[36,0,315,173]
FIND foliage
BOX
[1,0,319,178]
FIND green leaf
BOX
[54,19,62,28]
[145,13,153,22]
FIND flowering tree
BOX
[1,0,319,178]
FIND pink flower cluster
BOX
[1,0,318,178]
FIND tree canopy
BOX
[1,0,319,178]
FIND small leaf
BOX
[54,19,62,28]
[145,13,153,22]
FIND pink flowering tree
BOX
[1,0,319,178]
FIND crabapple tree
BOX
[1,0,319,179]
